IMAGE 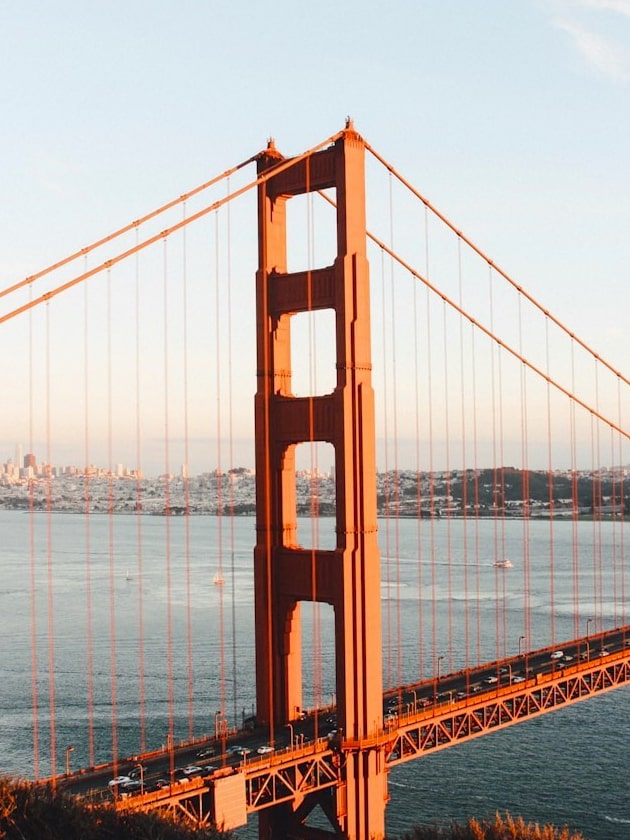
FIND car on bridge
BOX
[108,775,131,788]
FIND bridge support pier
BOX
[254,122,386,839]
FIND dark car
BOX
[151,779,170,791]
[121,780,142,792]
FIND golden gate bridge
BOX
[1,120,630,839]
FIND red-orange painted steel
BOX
[253,123,386,839]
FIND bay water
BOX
[1,509,629,839]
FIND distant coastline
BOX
[1,466,627,520]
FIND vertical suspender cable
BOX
[425,283,437,673]
[106,268,118,772]
[570,339,580,639]
[488,267,501,661]
[134,231,146,754]
[181,204,195,740]
[226,177,239,729]
[617,378,626,627]
[380,247,392,688]
[593,362,603,630]
[457,237,470,670]
[610,425,619,627]
[83,273,95,766]
[518,293,531,653]
[589,414,600,632]
[471,324,482,665]
[28,284,40,779]
[387,172,403,693]
[497,349,508,658]
[544,317,556,644]
[413,212,424,680]
[423,202,438,677]
[442,299,454,669]
[214,210,226,725]
[45,301,57,780]
[422,205,438,674]
[162,239,175,772]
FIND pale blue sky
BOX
[1,0,629,474]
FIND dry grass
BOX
[0,777,233,840]
[0,779,589,840]
[396,811,588,840]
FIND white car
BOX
[108,775,131,787]
[257,745,274,755]
[182,765,204,775]
[550,650,564,659]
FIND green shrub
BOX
[395,811,588,840]
[0,777,234,840]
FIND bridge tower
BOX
[254,122,386,839]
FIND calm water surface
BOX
[1,510,629,839]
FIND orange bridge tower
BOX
[254,122,386,839]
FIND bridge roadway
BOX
[58,624,630,830]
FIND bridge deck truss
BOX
[385,652,630,767]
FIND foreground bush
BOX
[397,811,587,840]
[0,776,233,840]
[0,779,589,840]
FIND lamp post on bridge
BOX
[518,635,526,657]
[434,655,445,708]
[65,745,75,776]
[586,618,593,660]
[286,723,294,751]
[135,763,145,795]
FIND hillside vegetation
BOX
[0,778,589,840]
[0,777,233,840]
[397,812,588,839]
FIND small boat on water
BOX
[494,559,513,569]
[213,572,225,586]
